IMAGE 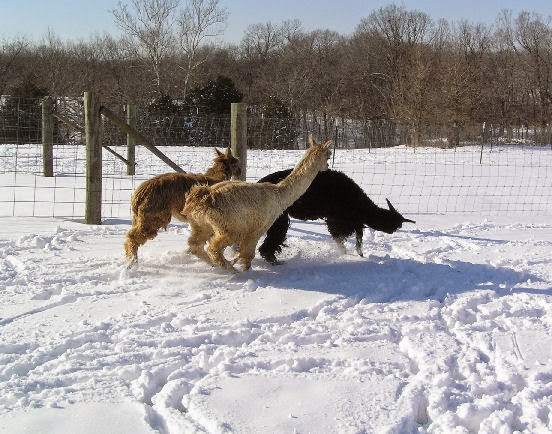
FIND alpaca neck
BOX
[276,151,323,209]
[204,164,225,180]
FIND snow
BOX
[1,145,552,433]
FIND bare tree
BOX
[357,5,438,145]
[237,21,300,104]
[514,11,552,137]
[493,10,528,132]
[176,0,228,101]
[36,30,71,97]
[0,37,28,95]
[112,0,179,94]
[440,20,493,146]
[241,22,285,62]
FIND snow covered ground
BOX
[0,145,551,433]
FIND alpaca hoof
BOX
[261,253,278,264]
[225,264,238,273]
[270,259,284,266]
[126,257,138,269]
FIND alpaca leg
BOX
[327,219,354,254]
[355,227,364,257]
[259,213,290,264]
[229,250,241,265]
[238,239,258,271]
[207,234,235,271]
[151,212,172,232]
[124,228,140,267]
[187,222,212,264]
[124,221,160,267]
[333,236,347,254]
[124,211,172,266]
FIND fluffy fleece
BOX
[257,169,415,263]
[182,135,333,272]
[124,147,241,267]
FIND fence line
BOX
[1,142,551,218]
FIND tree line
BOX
[1,1,551,145]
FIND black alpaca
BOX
[257,169,415,263]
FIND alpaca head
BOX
[207,147,242,180]
[376,199,416,234]
[307,133,333,172]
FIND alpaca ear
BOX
[225,147,232,157]
[214,147,224,157]
[386,198,416,224]
[308,133,315,147]
[323,140,333,149]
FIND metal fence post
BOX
[84,91,102,225]
[231,102,247,180]
[41,97,54,177]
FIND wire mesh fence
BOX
[2,142,551,219]
[1,96,551,219]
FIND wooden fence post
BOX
[84,91,102,225]
[231,102,247,180]
[126,103,136,176]
[41,97,54,177]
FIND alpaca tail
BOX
[130,182,149,216]
[180,184,213,218]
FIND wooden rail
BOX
[100,106,184,173]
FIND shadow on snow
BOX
[234,255,548,303]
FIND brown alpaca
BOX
[124,147,241,267]
[182,134,332,272]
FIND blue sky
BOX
[0,0,550,43]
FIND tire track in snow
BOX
[510,332,524,361]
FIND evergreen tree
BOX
[188,75,243,114]
[0,76,48,144]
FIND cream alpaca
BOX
[124,147,241,267]
[182,134,332,271]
